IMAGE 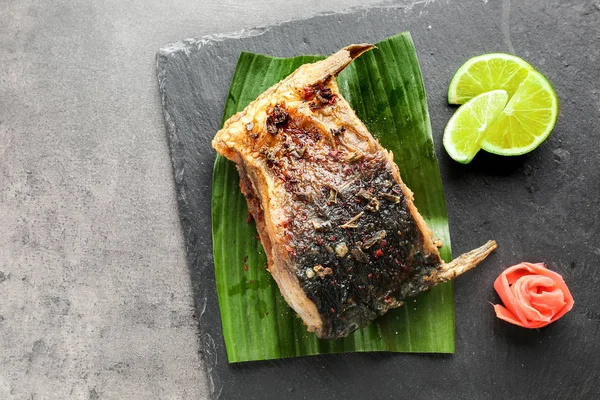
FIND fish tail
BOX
[436,240,498,282]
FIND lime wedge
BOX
[481,70,559,156]
[443,90,508,164]
[448,53,534,104]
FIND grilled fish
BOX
[212,44,497,339]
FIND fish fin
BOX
[299,44,375,85]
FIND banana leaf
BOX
[212,32,453,363]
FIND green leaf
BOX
[212,32,453,363]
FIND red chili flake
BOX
[392,188,401,195]
[347,267,353,272]
[401,264,409,273]
[368,273,373,279]
[328,236,336,241]
[328,94,338,105]
[355,198,362,203]
[316,235,323,245]
[331,308,336,313]
[394,258,401,265]
[243,264,248,271]
[381,240,387,247]
[303,87,315,101]
[246,213,254,224]
[248,280,254,285]
[374,249,384,258]
[359,286,364,290]
[384,295,393,304]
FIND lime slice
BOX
[443,90,508,164]
[448,53,534,104]
[480,70,559,156]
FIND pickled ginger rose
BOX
[493,262,574,328]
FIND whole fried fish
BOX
[212,44,497,339]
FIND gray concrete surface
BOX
[0,0,386,398]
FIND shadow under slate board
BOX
[156,0,600,398]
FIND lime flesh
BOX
[481,70,559,156]
[443,90,509,164]
[448,53,534,104]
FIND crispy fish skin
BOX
[213,45,497,339]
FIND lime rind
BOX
[448,53,535,105]
[443,90,509,164]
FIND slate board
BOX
[156,0,600,398]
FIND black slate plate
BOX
[156,0,600,398]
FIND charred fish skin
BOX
[291,160,443,339]
[238,103,443,339]
[213,44,497,340]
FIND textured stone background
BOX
[0,0,385,398]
